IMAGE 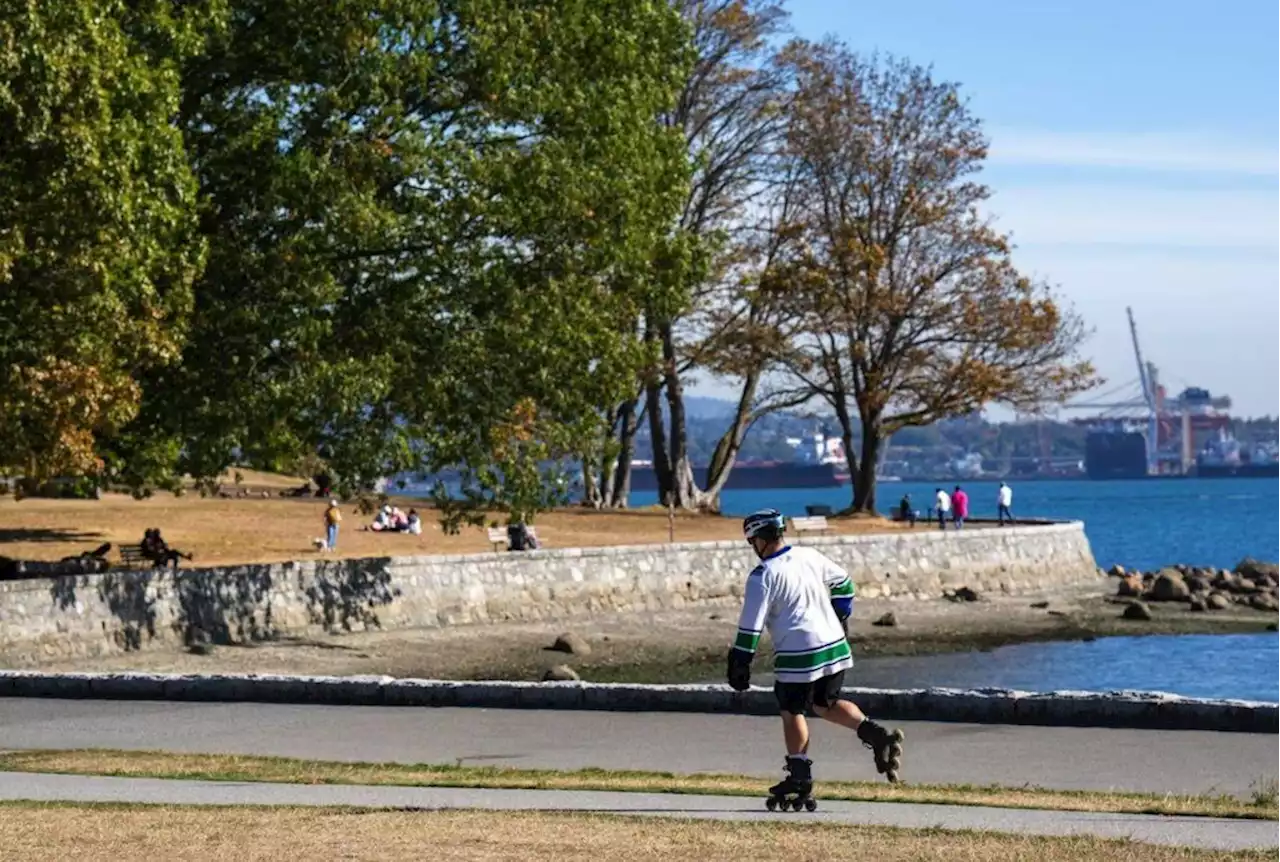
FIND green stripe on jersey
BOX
[829,578,854,597]
[773,640,851,671]
[734,630,760,651]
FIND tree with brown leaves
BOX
[768,44,1097,513]
[628,0,796,511]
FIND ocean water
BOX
[748,633,1280,703]
[632,477,1280,572]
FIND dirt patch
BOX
[0,804,1263,861]
[0,492,905,568]
[18,585,1275,683]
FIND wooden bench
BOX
[116,545,154,570]
[788,515,830,539]
[487,526,540,552]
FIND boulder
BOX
[1117,575,1144,597]
[550,632,591,657]
[1249,594,1279,612]
[1122,601,1153,621]
[1206,592,1231,610]
[872,612,898,627]
[1188,595,1207,612]
[1236,578,1258,594]
[1149,569,1190,602]
[1185,573,1212,594]
[1107,564,1127,578]
[1235,558,1279,584]
[944,586,983,602]
[542,665,581,682]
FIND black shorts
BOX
[774,670,846,715]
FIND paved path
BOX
[3,698,1276,796]
[1,771,1274,852]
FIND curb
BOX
[0,671,1273,733]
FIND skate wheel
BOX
[787,799,801,812]
[803,797,817,812]
[765,797,779,811]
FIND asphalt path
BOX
[1,771,1274,851]
[2,698,1276,797]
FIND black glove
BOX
[726,647,753,691]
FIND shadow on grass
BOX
[0,527,104,545]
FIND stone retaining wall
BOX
[0,522,1098,663]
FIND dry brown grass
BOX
[0,804,1265,862]
[0,484,904,567]
[1,749,1271,821]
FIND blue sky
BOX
[694,0,1279,419]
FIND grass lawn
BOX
[1,804,1268,862]
[0,470,902,567]
[1,749,1273,821]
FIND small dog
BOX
[311,537,327,552]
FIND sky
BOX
[691,0,1280,420]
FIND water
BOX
[632,477,1280,572]
[842,633,1280,703]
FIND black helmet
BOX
[742,508,785,540]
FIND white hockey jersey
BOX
[733,544,855,683]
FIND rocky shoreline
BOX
[1108,558,1279,620]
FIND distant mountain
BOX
[682,395,738,420]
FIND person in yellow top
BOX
[323,499,342,552]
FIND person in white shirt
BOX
[934,487,951,531]
[997,482,1014,526]
[726,509,905,806]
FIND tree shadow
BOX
[175,565,278,647]
[303,557,402,633]
[0,527,104,545]
[96,569,160,651]
[39,556,405,652]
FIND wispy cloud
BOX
[987,129,1279,177]
[984,184,1279,250]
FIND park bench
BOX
[116,545,154,570]
[487,525,540,552]
[788,515,830,539]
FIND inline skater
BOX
[726,509,904,808]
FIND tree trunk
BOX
[700,371,761,511]
[609,397,640,508]
[852,416,882,514]
[831,396,860,514]
[581,457,600,508]
[659,323,703,510]
[645,379,674,505]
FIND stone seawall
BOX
[0,522,1098,663]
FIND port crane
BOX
[1060,307,1231,475]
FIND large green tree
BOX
[109,0,692,504]
[0,0,208,487]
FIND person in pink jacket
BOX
[951,485,969,529]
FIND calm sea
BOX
[632,476,1279,572]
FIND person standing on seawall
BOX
[951,485,968,530]
[726,510,905,803]
[324,499,342,551]
[934,487,951,531]
[997,482,1014,526]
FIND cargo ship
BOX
[1082,427,1279,479]
[1193,431,1279,478]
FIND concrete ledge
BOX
[0,671,1274,733]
